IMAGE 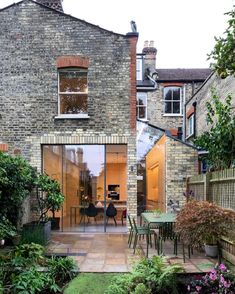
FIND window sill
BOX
[162,114,183,117]
[54,114,90,119]
[186,133,194,140]
[137,118,149,122]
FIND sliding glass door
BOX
[42,144,127,232]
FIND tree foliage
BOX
[208,9,235,78]
[194,90,235,170]
[0,152,36,225]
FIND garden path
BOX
[46,233,217,273]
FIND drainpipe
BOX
[192,101,197,138]
[146,74,158,90]
[182,85,186,141]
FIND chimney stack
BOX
[142,40,157,71]
[36,0,63,12]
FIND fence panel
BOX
[186,168,235,210]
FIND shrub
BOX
[188,264,235,293]
[105,255,183,294]
[47,256,77,286]
[175,200,235,247]
[13,243,45,265]
[0,152,36,226]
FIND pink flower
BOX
[220,275,225,283]
[219,264,226,271]
[196,286,202,291]
[209,272,217,281]
[223,280,231,288]
[187,285,190,291]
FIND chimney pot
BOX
[144,40,149,48]
[149,40,154,47]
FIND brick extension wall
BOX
[165,136,198,208]
[0,1,137,223]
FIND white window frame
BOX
[137,92,147,120]
[56,68,89,119]
[136,56,143,81]
[188,114,195,137]
[163,86,182,116]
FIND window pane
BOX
[137,93,147,106]
[172,87,181,100]
[165,102,172,113]
[164,88,172,101]
[59,71,87,92]
[173,102,180,113]
[138,106,146,119]
[60,94,88,114]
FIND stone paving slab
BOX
[46,232,217,273]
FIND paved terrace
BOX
[46,232,217,273]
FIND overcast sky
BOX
[0,0,234,68]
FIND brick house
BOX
[136,41,212,139]
[184,72,235,173]
[0,0,138,231]
[136,41,211,211]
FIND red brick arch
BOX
[56,56,89,68]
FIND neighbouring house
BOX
[184,72,235,173]
[0,0,138,232]
[136,41,212,139]
[185,72,235,141]
[135,42,211,212]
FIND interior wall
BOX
[146,135,166,211]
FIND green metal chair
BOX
[154,222,178,255]
[127,214,134,247]
[132,217,152,254]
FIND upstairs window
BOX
[137,92,147,120]
[188,114,195,137]
[136,56,143,81]
[163,86,182,115]
[58,68,88,116]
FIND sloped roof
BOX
[0,0,128,37]
[156,68,212,82]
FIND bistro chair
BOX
[154,222,178,255]
[86,203,98,223]
[106,202,117,226]
[132,217,153,254]
[127,214,134,247]
[121,209,127,226]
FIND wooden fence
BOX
[186,168,235,210]
[187,168,235,264]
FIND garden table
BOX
[141,212,176,257]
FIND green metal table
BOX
[141,212,176,257]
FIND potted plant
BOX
[175,200,235,257]
[22,174,64,244]
[35,174,65,230]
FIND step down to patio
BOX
[45,252,87,257]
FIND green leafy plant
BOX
[175,200,235,247]
[105,255,183,294]
[0,152,36,226]
[12,243,45,266]
[208,9,235,78]
[194,90,235,170]
[11,266,61,294]
[47,256,77,286]
[35,174,64,222]
[0,217,16,240]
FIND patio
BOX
[46,232,217,273]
